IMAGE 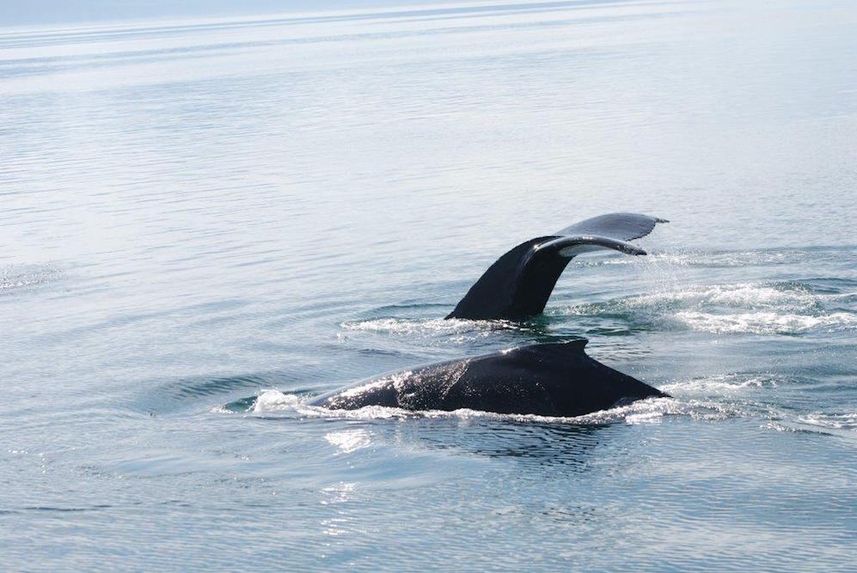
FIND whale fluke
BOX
[554,212,669,241]
[446,213,666,321]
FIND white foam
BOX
[662,374,779,395]
[563,282,831,329]
[340,317,514,337]
[673,310,857,334]
[574,250,809,268]
[209,405,234,414]
[797,412,857,431]
[562,280,857,335]
[244,390,739,426]
[615,283,817,311]
[252,389,303,412]
[571,397,740,424]
[250,389,408,419]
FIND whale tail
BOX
[446,213,667,321]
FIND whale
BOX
[314,212,668,416]
[311,339,668,416]
[447,212,667,321]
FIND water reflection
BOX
[383,417,605,469]
[325,429,373,455]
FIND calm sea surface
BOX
[2,1,856,570]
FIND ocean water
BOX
[2,0,856,570]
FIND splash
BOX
[672,310,857,334]
[565,281,855,335]
[219,384,854,439]
[767,412,857,438]
[574,250,813,269]
[662,373,781,395]
[248,389,409,419]
[796,412,857,431]
[252,389,303,412]
[341,317,518,336]
[236,390,735,426]
[569,282,819,314]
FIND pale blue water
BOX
[2,1,856,571]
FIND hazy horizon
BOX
[0,0,454,27]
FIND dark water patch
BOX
[221,395,259,413]
[19,504,113,514]
[798,276,857,294]
[168,374,278,399]
[544,312,655,337]
[408,418,605,468]
[354,347,410,358]
[134,369,320,415]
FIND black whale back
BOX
[451,340,665,416]
[312,340,667,417]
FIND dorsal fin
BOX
[515,338,589,356]
[561,338,588,350]
[446,213,666,321]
